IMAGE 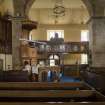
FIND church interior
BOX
[0,0,105,105]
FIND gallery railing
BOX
[37,41,89,54]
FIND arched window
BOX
[49,54,59,66]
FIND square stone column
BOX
[12,17,23,70]
[88,17,105,67]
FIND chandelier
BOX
[53,0,65,23]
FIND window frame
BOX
[47,30,64,41]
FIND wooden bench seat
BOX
[0,90,104,103]
[0,102,105,105]
[0,82,90,90]
[0,83,104,104]
[0,71,30,82]
[0,90,95,98]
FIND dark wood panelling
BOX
[0,17,12,54]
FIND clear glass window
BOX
[81,30,89,42]
[81,54,88,64]
[49,54,59,66]
[47,30,64,40]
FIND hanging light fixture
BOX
[53,0,66,23]
[53,0,65,17]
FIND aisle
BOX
[60,76,80,82]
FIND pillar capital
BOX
[87,16,105,24]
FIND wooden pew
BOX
[0,90,95,98]
[0,83,104,104]
[0,82,91,90]
[0,102,105,105]
[0,71,30,82]
[81,70,105,94]
[0,90,104,104]
[0,82,96,102]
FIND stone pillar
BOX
[88,17,105,67]
[12,17,23,70]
